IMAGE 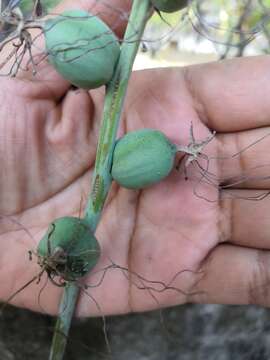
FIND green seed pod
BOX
[152,0,188,13]
[44,10,120,89]
[111,129,177,189]
[37,217,100,280]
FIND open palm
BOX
[1,0,270,317]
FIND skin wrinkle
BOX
[45,101,62,140]
[47,96,71,133]
[182,66,210,128]
[6,98,61,214]
[126,189,141,313]
[65,92,95,149]
[216,131,228,186]
[29,106,48,203]
[234,131,248,180]
[7,166,92,219]
[133,203,202,304]
[99,190,120,243]
[128,105,145,130]
[14,78,61,101]
[219,197,233,244]
[127,202,167,313]
[249,249,270,306]
[141,206,198,254]
[125,71,178,129]
[126,84,164,130]
[147,86,169,124]
[140,200,174,233]
[125,80,149,115]
[217,136,233,244]
[45,140,83,177]
[182,71,228,249]
[11,106,28,211]
[0,225,39,252]
[218,129,268,248]
[19,170,94,227]
[2,100,26,214]
[194,245,218,304]
[28,91,95,208]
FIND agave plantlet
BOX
[37,216,101,284]
[111,127,216,189]
[44,9,121,89]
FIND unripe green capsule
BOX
[111,129,177,189]
[152,0,188,13]
[37,217,100,280]
[44,10,120,89]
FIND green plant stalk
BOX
[49,1,152,359]
[49,284,79,360]
[84,1,151,228]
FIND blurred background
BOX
[135,0,270,69]
[1,0,270,359]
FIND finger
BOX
[193,244,270,307]
[52,0,132,38]
[214,127,270,189]
[184,55,270,132]
[43,87,97,180]
[219,189,270,250]
[0,0,131,94]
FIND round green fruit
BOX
[152,0,188,13]
[111,129,177,189]
[37,217,100,280]
[44,10,120,89]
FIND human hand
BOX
[0,0,270,316]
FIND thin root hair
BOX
[84,259,205,299]
[0,269,45,314]
[79,284,111,355]
[188,159,270,203]
[180,128,270,202]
